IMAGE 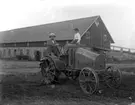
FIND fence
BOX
[111,45,135,54]
[108,45,135,61]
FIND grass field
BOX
[0,60,135,105]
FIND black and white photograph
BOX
[0,0,135,105]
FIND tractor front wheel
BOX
[79,67,99,94]
[105,66,122,89]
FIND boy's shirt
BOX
[74,33,81,43]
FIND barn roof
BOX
[0,15,114,43]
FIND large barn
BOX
[0,15,114,60]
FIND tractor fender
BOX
[40,56,66,70]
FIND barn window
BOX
[44,42,47,46]
[26,49,30,56]
[85,31,90,39]
[20,49,23,55]
[35,50,41,61]
[14,49,17,56]
[3,49,6,56]
[104,34,108,42]
[8,49,11,56]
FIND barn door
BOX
[35,51,41,61]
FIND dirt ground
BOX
[0,60,135,105]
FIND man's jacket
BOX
[46,39,60,56]
[47,39,57,46]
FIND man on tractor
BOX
[46,33,60,57]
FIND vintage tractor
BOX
[39,44,122,94]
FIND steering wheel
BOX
[54,43,69,55]
[54,44,64,55]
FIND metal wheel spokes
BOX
[79,67,99,94]
[41,60,50,76]
[41,67,46,77]
[105,66,122,89]
[41,57,56,84]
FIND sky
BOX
[0,0,135,48]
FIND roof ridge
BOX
[0,15,101,43]
[0,15,99,33]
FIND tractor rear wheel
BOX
[40,57,59,84]
[79,67,99,94]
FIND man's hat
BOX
[49,33,56,38]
